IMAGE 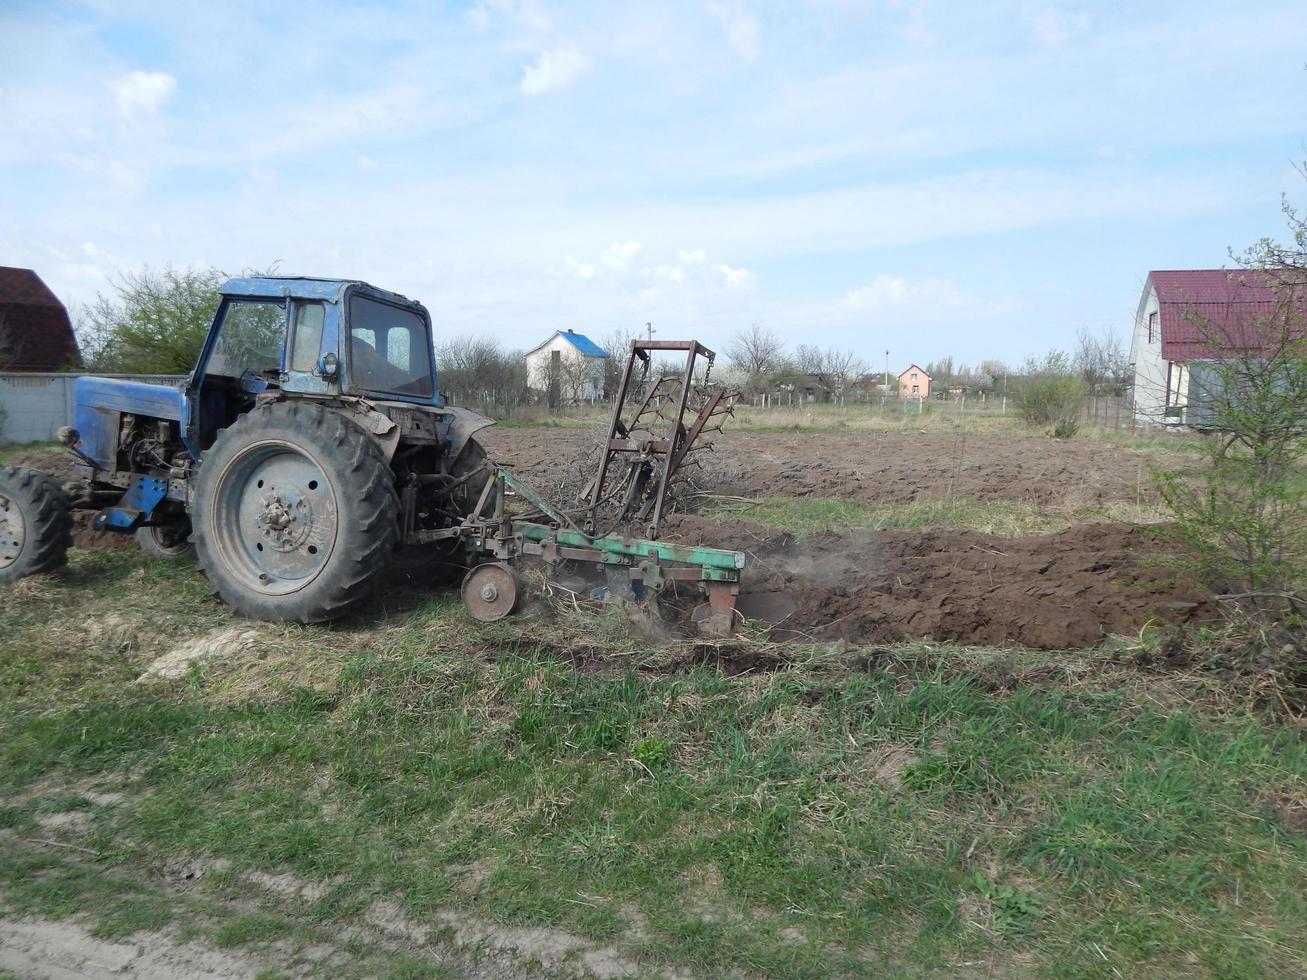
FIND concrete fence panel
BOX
[0,373,188,445]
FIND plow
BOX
[0,276,760,635]
[458,340,746,634]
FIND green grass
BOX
[1,551,1305,976]
[704,494,1165,536]
[0,440,60,464]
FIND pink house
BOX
[897,364,931,399]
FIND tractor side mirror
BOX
[318,352,339,379]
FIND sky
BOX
[1,0,1305,369]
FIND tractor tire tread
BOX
[0,464,73,581]
[191,401,399,623]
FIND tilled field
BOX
[483,425,1215,649]
[479,425,1158,506]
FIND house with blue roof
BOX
[525,329,609,401]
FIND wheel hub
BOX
[0,492,26,569]
[461,563,520,622]
[214,443,338,595]
[256,490,315,552]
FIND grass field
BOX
[701,494,1167,537]
[2,542,1306,977]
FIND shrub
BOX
[1017,350,1089,432]
[1051,416,1080,439]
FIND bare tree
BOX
[824,348,866,406]
[926,355,955,388]
[724,324,784,394]
[437,336,531,408]
[600,328,641,400]
[1073,326,1127,394]
[560,355,601,403]
[791,345,865,403]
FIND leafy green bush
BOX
[1017,350,1089,433]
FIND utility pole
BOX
[884,350,890,387]
[645,321,655,342]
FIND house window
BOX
[911,373,917,380]
[1148,311,1158,344]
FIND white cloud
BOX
[110,70,176,116]
[717,263,754,289]
[842,273,963,311]
[520,46,592,97]
[648,264,685,282]
[601,239,642,268]
[565,254,596,278]
[677,248,707,265]
[707,0,760,61]
[841,273,1024,322]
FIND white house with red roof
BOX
[1129,269,1294,426]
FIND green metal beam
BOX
[496,467,745,579]
[516,522,744,575]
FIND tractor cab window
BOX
[208,299,287,379]
[289,302,325,374]
[347,295,433,397]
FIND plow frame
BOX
[459,467,744,635]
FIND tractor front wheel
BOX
[137,517,194,560]
[191,401,399,623]
[0,465,72,583]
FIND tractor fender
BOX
[344,403,402,460]
[443,406,495,459]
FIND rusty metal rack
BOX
[584,340,739,540]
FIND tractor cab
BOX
[186,277,440,453]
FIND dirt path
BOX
[0,918,270,980]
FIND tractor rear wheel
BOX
[0,465,72,583]
[191,401,399,623]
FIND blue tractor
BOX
[0,276,494,622]
[1,278,757,632]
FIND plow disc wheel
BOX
[461,563,520,622]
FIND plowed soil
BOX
[662,516,1213,649]
[480,426,1155,506]
[482,426,1215,649]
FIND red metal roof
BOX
[1149,269,1303,361]
[0,267,81,371]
